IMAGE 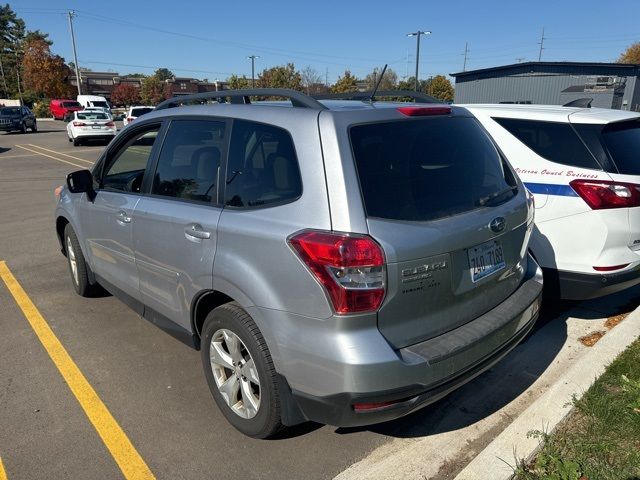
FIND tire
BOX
[68,136,73,142]
[73,137,80,146]
[201,302,283,438]
[63,224,96,297]
[20,122,27,134]
[31,121,37,133]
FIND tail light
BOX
[288,230,386,314]
[105,121,115,127]
[570,179,640,210]
[73,121,86,127]
[126,117,135,123]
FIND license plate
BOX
[468,240,505,283]
[91,125,102,129]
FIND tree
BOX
[364,67,398,90]
[331,70,358,93]
[257,63,303,91]
[425,75,454,102]
[398,76,428,92]
[300,65,323,94]
[21,36,74,98]
[618,42,640,64]
[111,82,140,106]
[226,74,251,90]
[0,4,26,98]
[139,75,167,104]
[153,67,174,81]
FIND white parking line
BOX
[26,144,94,165]
[14,145,86,169]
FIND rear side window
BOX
[494,117,601,170]
[350,117,515,222]
[132,107,153,117]
[225,120,302,208]
[152,120,225,203]
[600,120,640,175]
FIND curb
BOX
[454,305,640,480]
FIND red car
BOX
[50,99,82,121]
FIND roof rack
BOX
[562,97,593,108]
[313,90,442,104]
[155,88,328,111]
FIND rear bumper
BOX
[545,265,640,300]
[73,131,116,140]
[284,255,543,427]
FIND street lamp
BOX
[247,55,260,88]
[407,30,431,92]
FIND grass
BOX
[515,338,640,480]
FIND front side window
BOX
[494,117,601,170]
[102,127,159,192]
[151,120,225,203]
[225,120,302,208]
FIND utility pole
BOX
[462,42,469,72]
[325,68,328,87]
[247,55,259,88]
[407,30,431,91]
[538,27,545,62]
[68,11,82,96]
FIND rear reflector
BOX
[397,106,452,117]
[570,179,640,209]
[353,401,398,412]
[593,264,630,272]
[288,230,386,314]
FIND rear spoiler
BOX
[563,98,593,108]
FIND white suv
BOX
[464,103,640,300]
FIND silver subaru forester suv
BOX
[55,89,542,438]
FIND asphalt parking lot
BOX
[0,121,638,480]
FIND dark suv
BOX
[0,106,37,133]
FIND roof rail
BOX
[155,88,328,110]
[313,90,442,104]
[563,97,593,108]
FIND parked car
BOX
[55,89,542,438]
[77,95,111,114]
[123,106,154,127]
[463,103,640,299]
[50,99,82,121]
[66,110,116,146]
[0,105,36,133]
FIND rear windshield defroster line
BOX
[349,117,516,222]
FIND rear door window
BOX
[224,120,302,208]
[151,119,226,203]
[493,117,601,170]
[350,116,516,221]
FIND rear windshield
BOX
[62,101,81,108]
[0,107,20,115]
[601,120,640,175]
[350,117,516,221]
[77,112,108,120]
[131,107,153,117]
[92,101,109,108]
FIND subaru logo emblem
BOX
[489,217,506,233]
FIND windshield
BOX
[131,107,153,117]
[0,107,20,115]
[350,116,516,221]
[91,101,109,108]
[77,112,108,120]
[62,101,81,108]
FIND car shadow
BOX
[0,147,9,154]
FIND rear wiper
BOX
[477,185,518,206]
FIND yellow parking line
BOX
[0,457,7,480]
[14,145,86,169]
[0,262,155,480]
[27,144,94,164]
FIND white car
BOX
[66,110,117,146]
[463,103,640,299]
[123,105,155,126]
[82,106,112,119]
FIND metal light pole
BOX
[247,55,259,88]
[68,11,82,96]
[407,30,431,91]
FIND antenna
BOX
[369,64,388,102]
[538,27,546,61]
[462,42,469,71]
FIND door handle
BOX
[185,223,211,240]
[116,210,131,224]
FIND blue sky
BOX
[14,0,640,84]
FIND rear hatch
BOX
[349,110,530,349]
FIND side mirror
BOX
[67,169,96,201]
